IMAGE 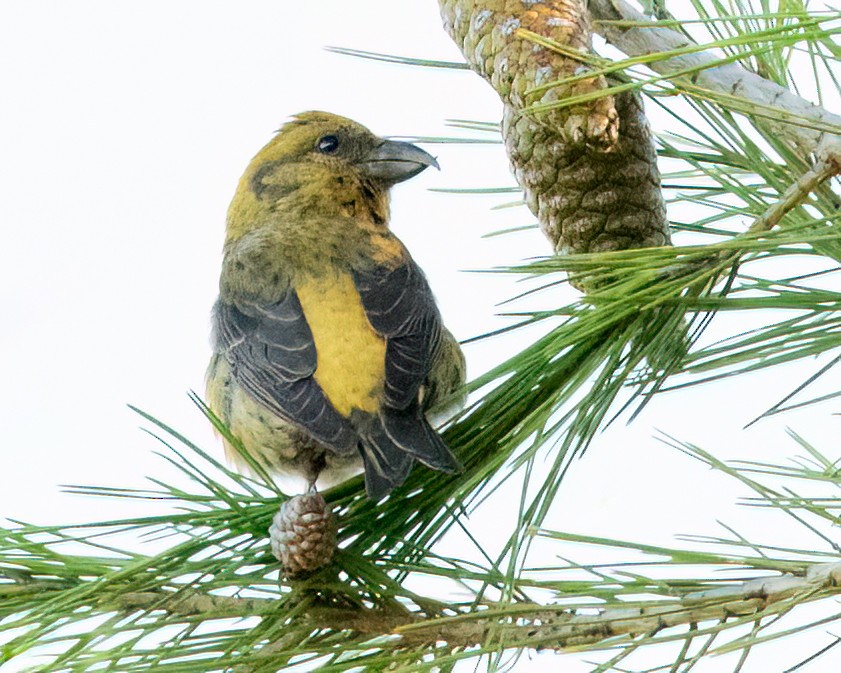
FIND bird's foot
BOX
[269,492,336,576]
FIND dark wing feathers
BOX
[212,295,357,454]
[249,294,317,380]
[380,403,461,472]
[353,263,417,333]
[356,403,460,500]
[353,262,442,410]
[357,418,414,500]
[214,257,459,497]
[353,260,461,497]
[214,293,314,380]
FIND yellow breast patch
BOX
[295,272,386,417]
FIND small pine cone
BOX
[269,494,336,575]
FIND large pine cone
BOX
[439,0,669,262]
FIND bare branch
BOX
[588,0,841,164]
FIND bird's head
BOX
[267,111,438,184]
[226,111,438,242]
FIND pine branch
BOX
[5,559,840,654]
[4,423,841,669]
[398,560,841,650]
[589,0,841,163]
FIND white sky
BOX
[1,2,839,671]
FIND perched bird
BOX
[206,111,465,503]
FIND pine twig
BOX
[679,561,841,612]
[749,158,839,233]
[109,590,273,617]
[684,158,840,283]
[399,560,841,650]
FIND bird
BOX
[206,111,465,503]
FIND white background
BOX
[1,2,838,671]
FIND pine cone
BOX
[269,493,336,575]
[439,0,670,269]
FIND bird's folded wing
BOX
[212,293,358,454]
[352,260,443,411]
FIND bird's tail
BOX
[355,406,461,500]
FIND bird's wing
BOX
[352,259,444,411]
[212,293,358,454]
[352,258,461,499]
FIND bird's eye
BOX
[317,135,340,154]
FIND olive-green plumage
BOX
[439,0,669,259]
[207,112,465,500]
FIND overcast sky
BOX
[1,2,838,671]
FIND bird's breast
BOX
[295,272,386,417]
